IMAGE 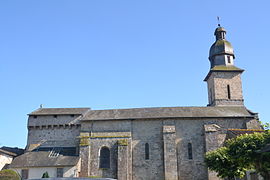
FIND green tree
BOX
[205,131,270,179]
[0,169,20,180]
[205,146,246,179]
[259,120,270,130]
[42,171,49,178]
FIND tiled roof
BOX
[9,151,79,168]
[228,129,264,134]
[82,106,254,121]
[29,108,90,115]
[226,129,265,139]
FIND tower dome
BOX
[208,26,235,67]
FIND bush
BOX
[205,131,270,179]
[0,169,20,180]
[42,171,49,178]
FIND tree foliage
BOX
[0,169,20,180]
[205,146,246,179]
[205,131,270,179]
[261,121,270,130]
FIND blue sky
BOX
[0,0,269,148]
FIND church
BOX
[9,26,261,180]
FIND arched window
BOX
[227,85,231,99]
[188,143,193,160]
[145,143,149,160]
[99,147,110,168]
[209,88,212,103]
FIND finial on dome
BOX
[217,16,221,27]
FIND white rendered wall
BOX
[0,154,13,170]
[11,166,79,179]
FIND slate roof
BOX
[81,106,255,121]
[204,65,244,81]
[0,149,17,157]
[210,65,244,72]
[29,108,90,115]
[9,151,79,168]
[0,146,24,157]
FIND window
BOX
[227,55,231,63]
[70,114,75,117]
[209,88,212,103]
[188,143,193,159]
[33,115,37,119]
[227,85,231,99]
[145,143,150,160]
[99,147,110,168]
[57,168,64,177]
[21,169,29,180]
[53,115,58,118]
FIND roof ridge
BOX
[228,129,264,131]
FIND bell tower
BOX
[204,25,244,106]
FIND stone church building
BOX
[10,26,261,180]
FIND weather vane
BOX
[217,16,221,27]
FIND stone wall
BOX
[163,122,178,180]
[175,119,208,180]
[27,126,80,148]
[28,115,82,127]
[207,71,244,106]
[79,120,132,179]
[131,119,164,180]
[117,139,131,180]
[27,115,82,149]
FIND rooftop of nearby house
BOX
[9,150,79,168]
[0,146,24,157]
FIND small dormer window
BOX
[54,115,58,118]
[33,115,37,119]
[227,56,231,64]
